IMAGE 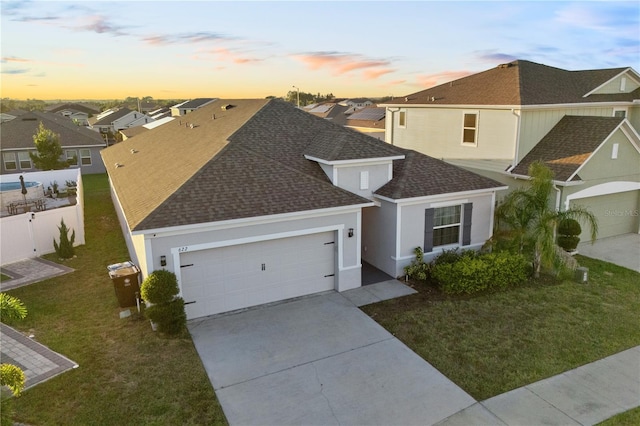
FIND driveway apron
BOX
[188,291,475,425]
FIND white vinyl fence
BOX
[0,169,85,265]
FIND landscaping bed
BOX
[362,256,640,401]
[4,174,227,425]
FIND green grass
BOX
[362,258,640,400]
[597,407,640,425]
[0,273,11,282]
[5,174,227,425]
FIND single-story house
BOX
[102,99,505,319]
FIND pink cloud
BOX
[363,68,394,80]
[416,70,473,88]
[1,56,31,63]
[292,52,392,80]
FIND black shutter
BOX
[424,208,434,253]
[462,203,473,246]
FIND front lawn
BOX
[4,174,227,425]
[362,256,640,401]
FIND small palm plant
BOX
[495,161,598,278]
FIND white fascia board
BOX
[520,101,636,109]
[374,186,509,205]
[583,68,640,97]
[133,202,375,237]
[304,154,405,166]
[62,144,106,148]
[380,103,519,109]
[506,171,585,187]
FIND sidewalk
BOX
[438,345,640,425]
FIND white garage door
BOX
[180,232,336,319]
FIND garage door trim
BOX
[171,225,345,293]
[564,181,640,210]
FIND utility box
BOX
[575,266,589,284]
[107,261,141,308]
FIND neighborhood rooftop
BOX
[101,99,503,231]
[382,60,637,106]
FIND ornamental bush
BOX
[145,298,187,335]
[53,219,75,259]
[141,270,186,335]
[140,270,179,304]
[432,251,529,294]
[557,218,582,252]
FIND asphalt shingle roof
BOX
[511,115,625,181]
[179,98,216,109]
[382,60,634,106]
[0,111,105,149]
[375,150,504,199]
[102,99,504,232]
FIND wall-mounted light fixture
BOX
[160,255,167,267]
[348,228,354,238]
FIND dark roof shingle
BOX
[103,99,504,232]
[511,115,624,181]
[382,60,633,106]
[0,111,105,149]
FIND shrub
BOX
[404,247,431,281]
[53,219,75,259]
[558,218,581,236]
[140,270,179,304]
[558,218,582,251]
[432,251,529,294]
[141,270,186,336]
[145,298,186,335]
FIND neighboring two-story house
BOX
[0,111,106,174]
[381,60,640,241]
[102,99,505,319]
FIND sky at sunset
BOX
[1,0,639,101]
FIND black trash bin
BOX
[107,261,141,308]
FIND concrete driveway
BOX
[188,291,476,425]
[577,233,640,272]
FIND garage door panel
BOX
[571,191,639,240]
[180,231,337,319]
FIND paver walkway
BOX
[0,323,78,390]
[1,257,74,291]
[1,257,78,391]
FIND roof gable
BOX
[510,115,625,181]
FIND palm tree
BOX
[495,161,598,278]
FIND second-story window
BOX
[462,112,478,146]
[398,110,406,128]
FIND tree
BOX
[494,161,598,278]
[30,122,69,170]
[53,218,76,259]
